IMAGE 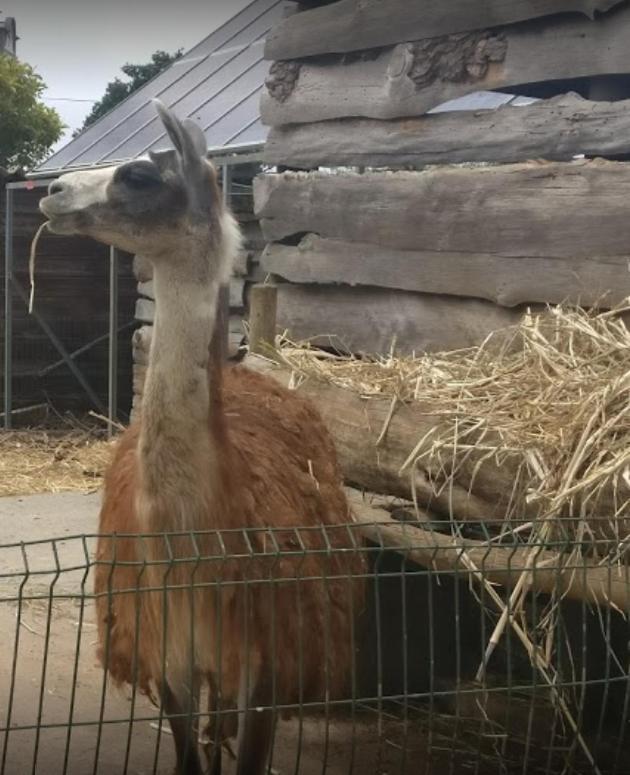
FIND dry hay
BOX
[0,429,114,497]
[276,303,630,769]
[278,303,630,530]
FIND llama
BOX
[39,101,364,775]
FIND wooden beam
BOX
[244,353,513,520]
[248,284,278,355]
[264,94,630,168]
[135,279,245,321]
[245,355,622,529]
[352,508,630,611]
[264,0,624,60]
[261,6,630,125]
[274,284,529,354]
[262,235,630,308]
[254,162,630,259]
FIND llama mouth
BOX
[39,197,83,233]
[39,194,73,219]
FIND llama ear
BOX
[153,99,202,167]
[183,118,208,158]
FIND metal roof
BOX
[34,0,285,176]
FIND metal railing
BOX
[1,519,629,774]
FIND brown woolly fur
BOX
[43,102,364,771]
[94,361,365,714]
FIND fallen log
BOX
[350,506,630,611]
[245,354,519,521]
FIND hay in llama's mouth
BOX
[38,195,80,233]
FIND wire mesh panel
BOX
[1,520,629,775]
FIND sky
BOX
[3,0,252,146]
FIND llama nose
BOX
[48,180,65,195]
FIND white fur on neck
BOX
[143,210,240,415]
[137,210,241,530]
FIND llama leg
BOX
[202,675,223,775]
[235,672,275,775]
[202,674,239,775]
[163,682,203,775]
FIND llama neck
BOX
[138,260,221,530]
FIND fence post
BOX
[219,164,233,360]
[108,246,119,436]
[4,187,14,429]
[249,284,278,357]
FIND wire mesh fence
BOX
[1,519,630,775]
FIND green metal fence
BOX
[1,520,629,774]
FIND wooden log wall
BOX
[0,184,136,417]
[254,0,630,355]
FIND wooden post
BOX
[248,284,278,356]
[216,284,230,362]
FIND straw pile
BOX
[0,430,114,497]
[274,304,630,769]
[278,304,630,533]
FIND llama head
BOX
[39,101,228,277]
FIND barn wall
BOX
[254,0,630,355]
[0,185,137,419]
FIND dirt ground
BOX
[0,495,418,775]
[1,438,617,774]
[0,598,422,775]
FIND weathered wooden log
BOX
[134,248,249,281]
[351,507,630,611]
[344,487,630,610]
[248,284,278,355]
[244,354,518,521]
[132,317,245,367]
[132,325,153,366]
[275,284,529,354]
[132,254,153,283]
[254,162,630,259]
[232,249,249,277]
[261,6,630,125]
[134,298,155,325]
[135,280,245,321]
[265,0,623,60]
[132,363,147,396]
[262,234,630,308]
[240,220,267,252]
[264,94,630,169]
[343,486,433,524]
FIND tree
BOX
[0,54,64,171]
[78,49,183,133]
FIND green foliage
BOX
[0,54,64,171]
[78,49,183,134]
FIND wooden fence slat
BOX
[262,235,630,308]
[262,6,630,125]
[265,0,623,60]
[264,94,630,168]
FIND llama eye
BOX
[116,162,162,189]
